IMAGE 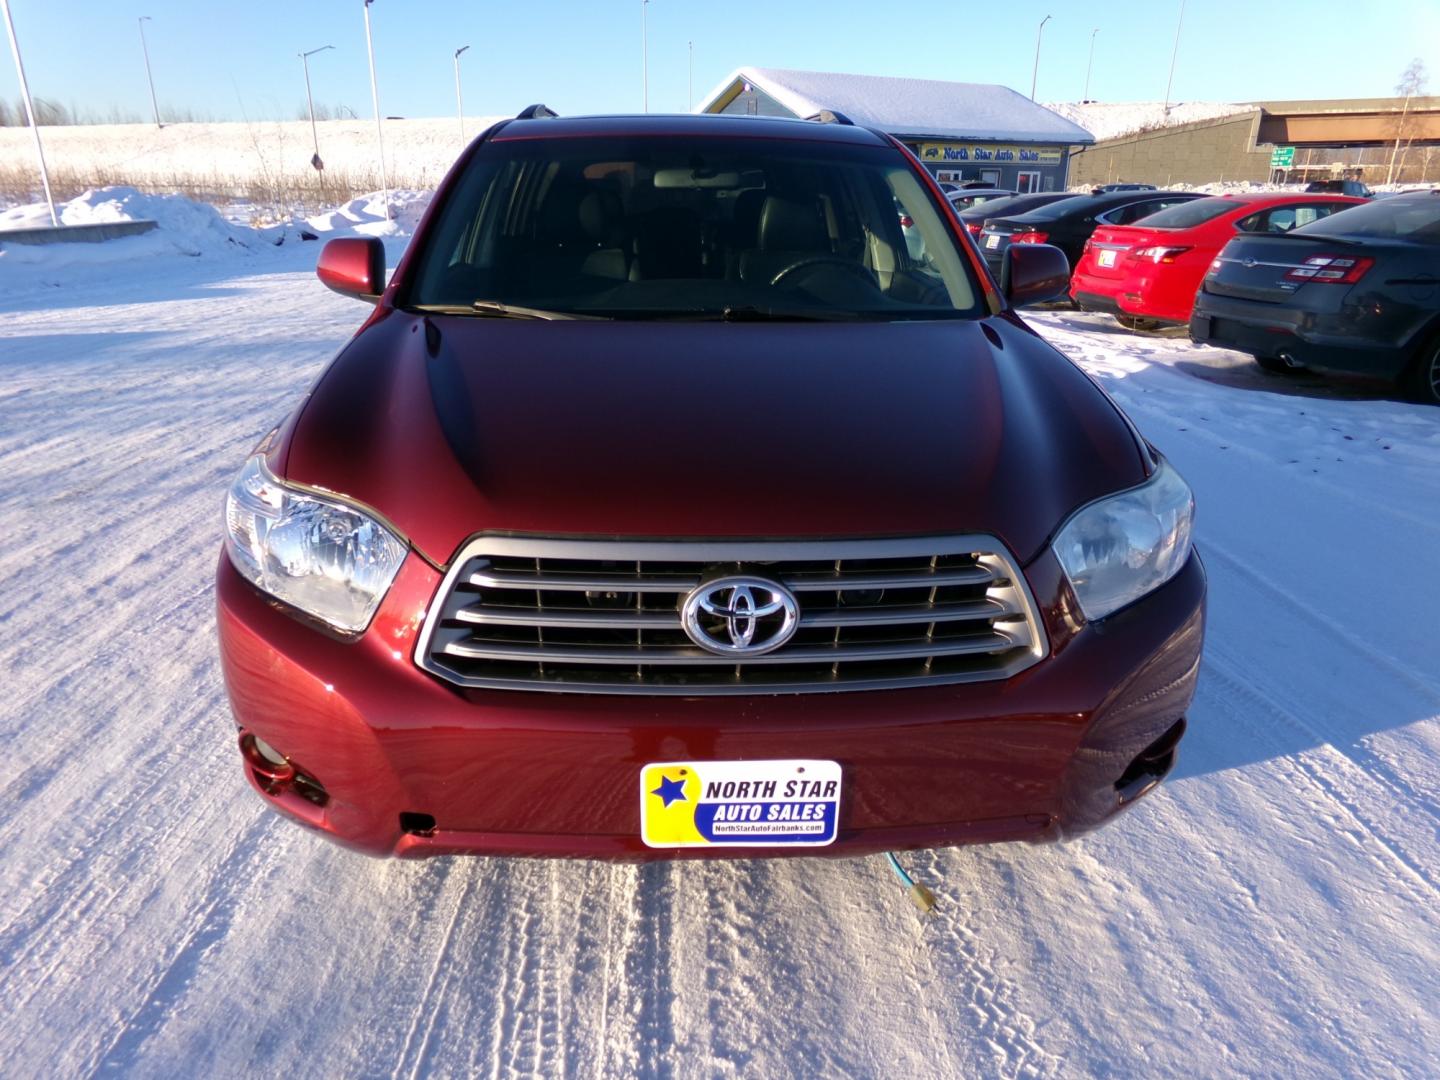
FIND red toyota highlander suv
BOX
[217,111,1205,859]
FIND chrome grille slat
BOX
[455,605,680,629]
[799,598,1017,627]
[416,536,1048,695]
[469,569,700,592]
[440,632,1019,666]
[785,567,994,590]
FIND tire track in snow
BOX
[0,679,241,1015]
[915,849,1060,1080]
[387,861,471,1080]
[85,815,300,1076]
[1199,656,1440,900]
[1202,543,1440,713]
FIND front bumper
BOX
[1190,291,1411,379]
[217,547,1206,860]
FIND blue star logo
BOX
[651,774,688,808]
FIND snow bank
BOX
[0,186,434,285]
[302,188,432,239]
[0,186,264,280]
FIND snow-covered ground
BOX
[0,117,505,197]
[0,203,1437,1080]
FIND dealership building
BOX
[696,67,1094,193]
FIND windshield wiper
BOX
[719,305,863,322]
[470,300,607,320]
[406,301,604,320]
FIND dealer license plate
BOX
[1098,249,1117,268]
[985,234,1000,250]
[640,760,841,848]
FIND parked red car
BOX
[217,111,1204,860]
[1071,192,1366,327]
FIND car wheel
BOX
[1253,354,1298,375]
[1403,337,1440,405]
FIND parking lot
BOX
[0,241,1435,1079]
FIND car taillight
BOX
[966,222,983,236]
[899,215,915,228]
[1132,245,1192,264]
[1012,231,1050,245]
[1284,255,1375,284]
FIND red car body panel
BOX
[219,114,1206,859]
[218,546,1204,859]
[282,315,1147,570]
[1070,193,1366,324]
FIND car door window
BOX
[1237,203,1346,234]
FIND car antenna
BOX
[515,103,558,120]
[883,852,937,915]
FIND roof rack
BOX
[804,110,854,126]
[515,104,558,120]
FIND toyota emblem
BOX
[681,576,800,656]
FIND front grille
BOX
[415,537,1048,695]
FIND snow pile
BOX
[303,188,432,239]
[0,186,258,262]
[1045,101,1256,142]
[0,186,435,286]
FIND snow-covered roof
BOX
[698,67,1095,145]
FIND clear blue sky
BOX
[1,0,1434,123]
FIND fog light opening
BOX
[1115,717,1187,806]
[400,812,437,836]
[239,732,296,785]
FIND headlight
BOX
[1052,457,1194,622]
[224,456,407,633]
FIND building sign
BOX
[918,142,1064,165]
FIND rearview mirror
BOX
[317,237,386,302]
[1002,244,1070,308]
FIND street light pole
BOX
[1163,0,1186,116]
[1,0,56,225]
[138,16,160,128]
[454,45,470,143]
[641,0,649,113]
[362,0,390,221]
[1083,28,1099,103]
[1030,14,1051,102]
[300,45,334,169]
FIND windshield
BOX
[1006,194,1109,222]
[405,135,982,320]
[1294,194,1440,242]
[959,192,1076,220]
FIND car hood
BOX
[281,311,1147,567]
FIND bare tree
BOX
[1387,59,1428,185]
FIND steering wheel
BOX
[769,256,877,289]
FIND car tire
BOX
[1403,337,1440,406]
[1253,354,1298,375]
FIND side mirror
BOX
[1003,244,1070,307]
[317,237,386,302]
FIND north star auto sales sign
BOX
[919,142,1063,164]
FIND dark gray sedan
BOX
[1190,190,1440,403]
